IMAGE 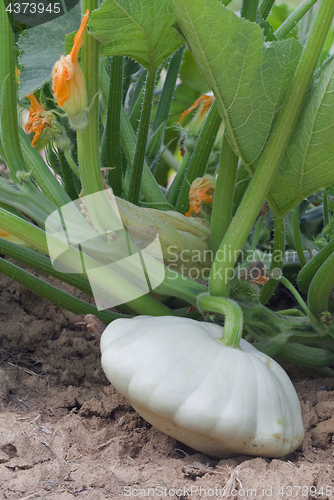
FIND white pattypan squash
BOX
[100,316,304,458]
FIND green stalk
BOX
[209,0,334,298]
[274,0,318,40]
[280,276,317,323]
[276,308,306,317]
[0,177,54,226]
[120,107,172,209]
[198,294,244,349]
[0,0,26,185]
[63,149,80,179]
[292,206,307,267]
[77,2,127,234]
[175,100,222,214]
[166,149,192,207]
[0,207,174,316]
[58,149,81,200]
[308,251,334,315]
[210,132,239,255]
[260,215,284,304]
[0,237,93,296]
[241,0,259,22]
[153,46,185,132]
[0,256,127,323]
[259,0,276,20]
[77,0,103,197]
[19,129,72,207]
[128,69,147,118]
[128,70,156,205]
[231,163,250,216]
[103,56,123,196]
[157,267,208,306]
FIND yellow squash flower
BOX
[52,10,89,129]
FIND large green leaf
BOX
[269,59,334,216]
[89,0,184,71]
[18,5,81,99]
[172,0,302,165]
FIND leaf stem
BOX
[210,132,239,256]
[0,0,26,185]
[63,149,81,179]
[128,70,156,205]
[0,256,127,323]
[77,0,103,197]
[209,0,334,298]
[280,275,317,323]
[153,46,185,132]
[103,56,123,196]
[0,237,92,296]
[275,0,318,41]
[0,207,174,316]
[292,206,307,267]
[19,129,73,207]
[259,0,276,20]
[120,107,172,209]
[241,0,259,22]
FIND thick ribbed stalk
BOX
[292,206,307,267]
[128,70,156,205]
[103,56,123,196]
[0,0,26,184]
[241,0,259,22]
[77,0,103,197]
[259,0,276,20]
[210,132,239,255]
[209,0,334,298]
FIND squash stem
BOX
[198,295,243,349]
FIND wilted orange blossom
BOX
[178,94,215,125]
[185,175,216,217]
[24,94,52,146]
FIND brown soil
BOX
[1,273,334,500]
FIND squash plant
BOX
[1,0,334,456]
